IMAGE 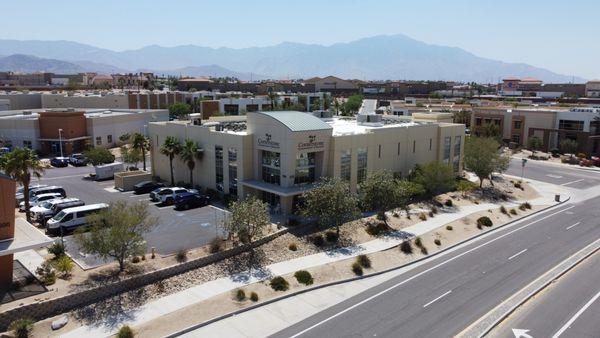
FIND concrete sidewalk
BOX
[60,187,560,338]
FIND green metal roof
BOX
[258,111,332,132]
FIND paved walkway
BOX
[60,183,561,338]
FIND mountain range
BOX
[0,35,586,82]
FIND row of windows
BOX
[558,119,584,131]
[215,145,239,194]
[95,135,113,146]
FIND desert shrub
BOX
[209,238,222,253]
[47,241,65,259]
[420,246,429,255]
[294,270,314,285]
[288,243,298,251]
[446,225,453,231]
[36,261,56,286]
[376,211,386,221]
[393,212,400,218]
[500,205,508,214]
[400,241,413,254]
[176,248,188,262]
[519,203,527,211]
[351,262,363,276]
[577,152,587,159]
[366,222,389,236]
[325,231,339,242]
[141,254,146,261]
[235,289,246,301]
[523,202,532,209]
[477,216,493,228]
[9,318,34,338]
[270,276,289,291]
[356,254,371,268]
[250,291,259,302]
[431,206,438,214]
[311,234,325,247]
[510,208,517,215]
[429,211,435,218]
[477,223,483,230]
[414,236,423,247]
[53,255,74,277]
[513,181,523,190]
[419,212,427,221]
[117,325,134,338]
[131,256,140,263]
[444,199,453,207]
[434,239,441,246]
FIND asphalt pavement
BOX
[489,250,600,338]
[505,158,600,189]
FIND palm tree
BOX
[179,139,199,187]
[131,133,150,171]
[1,148,44,222]
[267,91,278,111]
[160,136,181,186]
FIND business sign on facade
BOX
[257,133,280,149]
[298,135,324,150]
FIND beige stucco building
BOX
[149,111,464,215]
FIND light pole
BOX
[521,158,527,181]
[58,128,64,157]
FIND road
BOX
[505,158,600,189]
[489,250,600,338]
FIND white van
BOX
[46,203,108,235]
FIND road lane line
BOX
[508,249,528,260]
[38,173,89,181]
[551,289,600,338]
[546,174,563,179]
[423,290,452,308]
[287,205,575,338]
[561,179,584,186]
[566,222,581,230]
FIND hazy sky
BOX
[1,0,598,79]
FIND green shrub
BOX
[36,260,56,286]
[235,289,246,301]
[510,208,518,215]
[270,276,289,291]
[141,254,146,261]
[419,212,427,221]
[414,236,423,247]
[446,225,453,231]
[325,231,339,242]
[477,223,483,230]
[117,325,134,338]
[351,262,363,276]
[477,216,493,227]
[250,291,259,302]
[400,241,413,254]
[429,211,435,218]
[356,254,371,268]
[366,222,389,236]
[176,248,188,262]
[444,199,453,207]
[500,205,508,214]
[393,212,400,218]
[420,246,429,255]
[311,234,325,247]
[376,211,386,221]
[524,202,532,209]
[294,270,314,285]
[514,181,523,190]
[288,243,298,251]
[209,238,222,253]
[131,256,141,263]
[9,318,34,338]
[434,239,441,246]
[53,255,74,277]
[431,206,438,214]
[47,241,65,259]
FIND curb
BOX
[511,156,600,173]
[457,237,600,338]
[165,197,571,337]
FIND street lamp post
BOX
[58,128,64,157]
[521,158,528,181]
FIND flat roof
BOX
[257,111,333,132]
[0,218,53,256]
[327,117,419,136]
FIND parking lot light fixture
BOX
[58,128,64,157]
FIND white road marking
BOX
[551,289,600,338]
[561,179,584,186]
[287,205,575,338]
[38,173,89,181]
[566,222,581,230]
[423,290,452,308]
[546,174,563,179]
[508,249,528,260]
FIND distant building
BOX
[499,77,585,98]
[586,80,600,98]
[304,76,358,92]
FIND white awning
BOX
[0,218,53,256]
[240,180,317,197]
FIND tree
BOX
[267,91,279,111]
[120,146,142,169]
[179,139,199,186]
[559,139,578,157]
[119,133,131,145]
[0,148,44,222]
[526,136,543,155]
[464,137,510,188]
[333,98,341,115]
[341,95,363,116]
[131,133,150,171]
[481,123,502,142]
[84,148,115,166]
[74,201,157,272]
[412,162,456,196]
[359,170,401,224]
[160,136,181,186]
[300,178,360,236]
[453,110,471,127]
[168,102,191,120]
[225,197,270,270]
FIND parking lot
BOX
[33,165,228,269]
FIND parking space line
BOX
[561,179,585,186]
[566,222,581,230]
[423,290,452,308]
[508,248,528,260]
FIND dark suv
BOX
[174,192,210,210]
[133,181,165,194]
[50,157,69,167]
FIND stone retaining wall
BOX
[0,228,288,331]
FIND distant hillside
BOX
[0,54,127,74]
[146,64,269,81]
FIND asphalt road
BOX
[505,158,600,189]
[270,196,600,338]
[489,250,600,338]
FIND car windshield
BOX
[52,211,66,221]
[40,201,53,208]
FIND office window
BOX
[453,136,461,171]
[22,140,32,149]
[215,145,223,191]
[295,152,316,185]
[340,150,351,181]
[357,148,368,184]
[511,134,521,143]
[107,135,113,144]
[412,140,416,153]
[228,148,237,195]
[513,120,522,129]
[558,120,584,131]
[96,136,102,146]
[429,138,432,151]
[397,142,400,156]
[443,136,451,164]
[378,145,382,158]
[475,117,482,126]
[261,150,280,185]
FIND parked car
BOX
[15,184,48,205]
[133,181,165,194]
[17,186,65,205]
[69,153,88,166]
[150,187,197,205]
[46,203,108,235]
[174,192,210,210]
[18,192,63,212]
[50,157,70,167]
[33,198,84,224]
